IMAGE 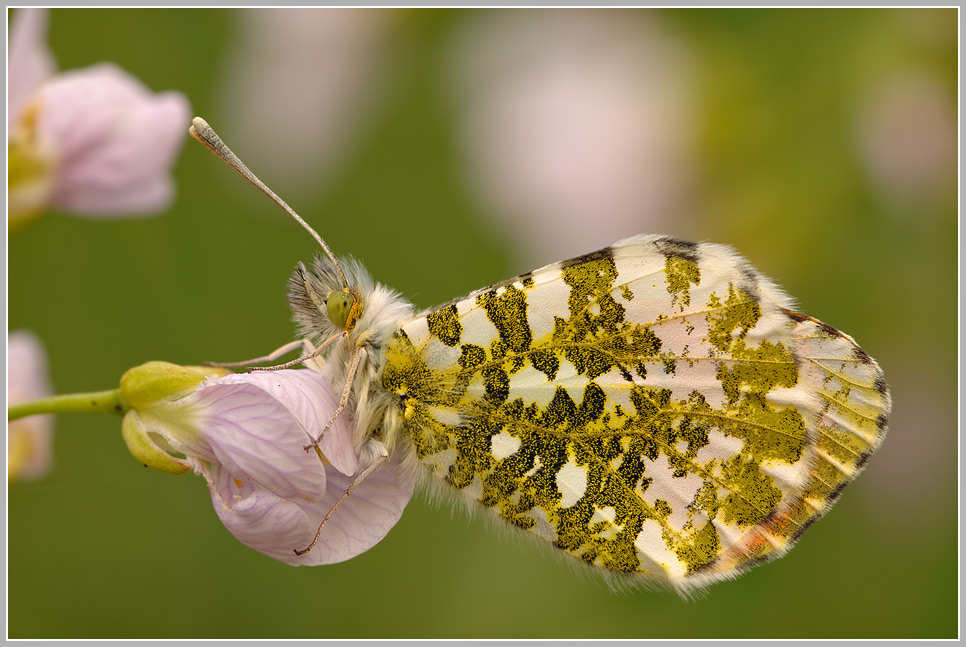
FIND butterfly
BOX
[190,118,890,595]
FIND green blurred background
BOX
[8,8,957,639]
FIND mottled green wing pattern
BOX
[382,234,890,593]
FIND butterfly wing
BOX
[382,234,890,593]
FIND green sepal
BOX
[120,361,230,409]
[121,410,191,475]
[118,361,230,474]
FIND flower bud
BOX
[119,361,230,475]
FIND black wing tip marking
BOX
[817,319,844,337]
[653,236,701,264]
[559,245,616,270]
[874,376,889,395]
[853,346,874,365]
[826,481,849,505]
[875,412,890,432]
[855,450,875,470]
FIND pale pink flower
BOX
[7,6,55,132]
[122,363,414,564]
[8,331,54,481]
[854,69,956,211]
[215,8,393,200]
[7,8,191,225]
[450,9,696,265]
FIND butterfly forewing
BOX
[381,234,889,592]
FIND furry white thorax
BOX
[287,252,415,464]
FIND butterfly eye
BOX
[326,290,356,329]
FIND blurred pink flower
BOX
[450,9,696,264]
[8,331,54,481]
[7,8,191,228]
[215,8,393,200]
[854,69,956,212]
[7,6,55,132]
[122,363,414,564]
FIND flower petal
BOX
[201,449,414,565]
[192,381,327,501]
[193,369,357,501]
[36,62,190,215]
[296,449,416,565]
[8,8,56,130]
[203,462,317,562]
[216,369,359,476]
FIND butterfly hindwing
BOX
[381,234,889,593]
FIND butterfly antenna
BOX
[189,117,349,291]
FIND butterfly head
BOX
[326,289,362,333]
[288,252,375,344]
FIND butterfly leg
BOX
[303,345,366,453]
[205,339,307,368]
[249,332,346,372]
[293,438,389,556]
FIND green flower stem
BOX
[8,389,128,421]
